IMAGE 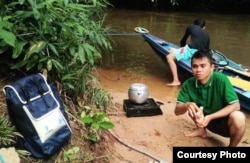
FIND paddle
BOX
[106,33,142,36]
[134,27,149,34]
[106,27,149,36]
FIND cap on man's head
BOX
[193,18,206,28]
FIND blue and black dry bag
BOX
[3,73,72,159]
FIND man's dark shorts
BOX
[206,116,230,137]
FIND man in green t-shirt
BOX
[174,50,246,147]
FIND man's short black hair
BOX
[191,49,213,65]
[193,18,206,28]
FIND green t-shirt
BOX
[177,72,239,114]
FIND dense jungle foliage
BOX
[110,0,250,13]
[0,0,113,102]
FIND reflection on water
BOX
[103,35,168,77]
[101,8,250,145]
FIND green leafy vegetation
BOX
[81,108,114,142]
[63,147,80,162]
[0,114,20,146]
[0,0,112,100]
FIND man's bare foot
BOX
[184,128,207,138]
[166,81,181,86]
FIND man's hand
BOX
[185,102,199,118]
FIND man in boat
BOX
[174,50,246,147]
[166,18,210,86]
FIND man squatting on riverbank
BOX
[174,50,246,147]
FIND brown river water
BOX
[99,9,250,145]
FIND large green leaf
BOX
[78,44,85,63]
[13,41,26,58]
[51,59,64,71]
[91,123,99,131]
[0,29,16,47]
[47,59,52,71]
[48,43,59,56]
[81,116,93,124]
[82,43,95,65]
[0,21,13,29]
[88,133,99,142]
[99,121,114,129]
[11,60,28,69]
[25,41,46,60]
[62,73,77,81]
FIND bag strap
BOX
[15,74,51,110]
[16,82,34,111]
[32,75,50,108]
